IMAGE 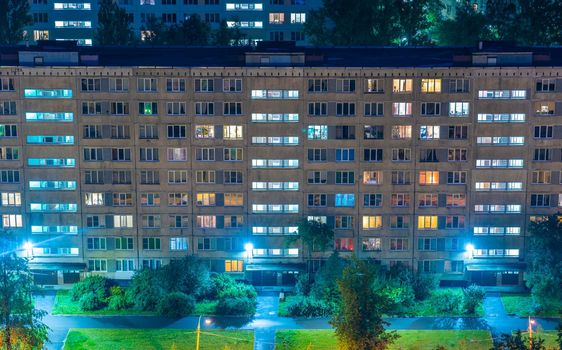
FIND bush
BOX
[213,274,257,300]
[286,296,335,317]
[129,269,164,311]
[79,291,106,311]
[158,257,212,299]
[429,289,463,314]
[70,275,110,302]
[216,296,256,316]
[157,292,195,317]
[412,274,438,301]
[107,286,131,311]
[295,273,312,296]
[462,284,485,314]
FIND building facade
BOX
[27,0,320,46]
[1,41,561,287]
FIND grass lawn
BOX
[53,290,217,316]
[275,330,493,350]
[501,293,562,317]
[63,328,254,350]
[522,331,560,349]
[278,296,299,317]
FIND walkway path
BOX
[38,292,560,350]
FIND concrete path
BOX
[253,294,279,350]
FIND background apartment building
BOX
[0,41,561,288]
[27,0,319,46]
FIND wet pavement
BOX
[38,291,561,350]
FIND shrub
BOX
[216,296,256,316]
[429,289,463,314]
[286,296,335,317]
[129,269,164,311]
[79,291,106,311]
[462,284,485,314]
[295,273,312,296]
[70,275,110,302]
[383,285,415,314]
[157,292,195,317]
[107,286,131,311]
[158,257,212,299]
[412,274,438,301]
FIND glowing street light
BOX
[465,243,474,258]
[23,242,33,258]
[244,242,253,261]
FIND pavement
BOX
[37,291,561,350]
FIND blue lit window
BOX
[336,148,355,162]
[27,158,76,167]
[25,112,74,122]
[30,203,78,212]
[31,225,78,234]
[335,193,355,207]
[307,125,328,140]
[24,89,72,98]
[27,135,74,144]
[29,180,76,190]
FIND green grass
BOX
[275,330,493,350]
[278,296,299,317]
[64,329,254,350]
[52,291,155,316]
[193,300,218,315]
[522,331,560,350]
[501,293,562,317]
[53,290,216,316]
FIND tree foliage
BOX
[434,2,491,45]
[287,219,334,260]
[0,0,32,44]
[526,214,562,309]
[96,0,135,45]
[0,253,48,350]
[492,330,546,350]
[330,256,398,350]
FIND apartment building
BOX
[27,0,320,46]
[1,41,561,287]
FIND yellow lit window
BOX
[196,193,216,206]
[392,79,412,93]
[224,193,243,206]
[421,79,442,93]
[269,13,284,24]
[362,215,382,229]
[363,171,382,185]
[419,171,439,185]
[223,125,243,140]
[225,259,243,272]
[418,215,438,229]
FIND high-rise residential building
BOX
[1,41,561,287]
[26,0,320,46]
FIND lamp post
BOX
[23,242,33,259]
[528,316,535,349]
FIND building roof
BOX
[1,40,562,68]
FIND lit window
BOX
[392,79,412,93]
[24,89,72,98]
[418,216,437,230]
[307,125,328,140]
[195,125,215,139]
[223,125,243,140]
[25,112,73,122]
[225,260,243,272]
[392,102,412,116]
[2,214,22,228]
[1,192,21,207]
[421,79,441,93]
[419,125,440,140]
[362,216,382,230]
[269,12,284,24]
[363,171,382,185]
[419,171,439,185]
[290,13,306,23]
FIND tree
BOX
[0,0,32,44]
[288,219,334,272]
[397,0,442,45]
[304,0,402,45]
[434,1,491,45]
[96,0,135,45]
[0,253,48,350]
[484,0,520,42]
[492,330,546,350]
[515,0,562,45]
[140,15,167,44]
[166,15,210,45]
[526,214,562,310]
[330,256,398,350]
[213,20,245,46]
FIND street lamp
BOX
[23,242,33,259]
[528,316,536,349]
[244,242,253,258]
[465,243,474,258]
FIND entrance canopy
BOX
[466,263,525,272]
[246,263,304,272]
